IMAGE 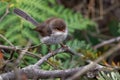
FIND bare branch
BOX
[34,46,72,67]
[0,34,15,60]
[93,36,120,50]
[15,41,31,66]
[68,43,120,80]
[0,64,104,80]
[0,4,9,22]
[0,34,14,46]
[0,45,21,51]
[0,44,117,79]
[99,0,104,19]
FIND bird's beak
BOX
[62,29,65,32]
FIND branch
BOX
[93,36,120,50]
[0,34,14,46]
[0,4,9,22]
[0,45,21,51]
[68,43,120,80]
[34,47,68,67]
[15,41,31,66]
[0,63,104,80]
[0,66,81,79]
[34,46,76,67]
[0,44,116,80]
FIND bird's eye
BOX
[55,28,59,30]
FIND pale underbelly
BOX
[41,35,66,44]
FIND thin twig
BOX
[0,34,15,60]
[99,0,104,19]
[34,47,69,67]
[93,36,120,50]
[0,45,21,51]
[26,43,42,49]
[15,41,31,66]
[0,4,9,22]
[0,34,14,46]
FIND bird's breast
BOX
[40,31,67,44]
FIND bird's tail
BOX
[14,8,39,26]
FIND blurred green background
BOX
[0,0,120,80]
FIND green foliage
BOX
[97,71,120,80]
[0,0,95,75]
[0,0,95,46]
[108,20,120,36]
[67,40,92,51]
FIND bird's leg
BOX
[60,43,67,48]
[60,43,73,59]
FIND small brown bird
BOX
[14,8,68,45]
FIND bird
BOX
[13,8,68,47]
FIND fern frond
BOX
[97,71,120,80]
